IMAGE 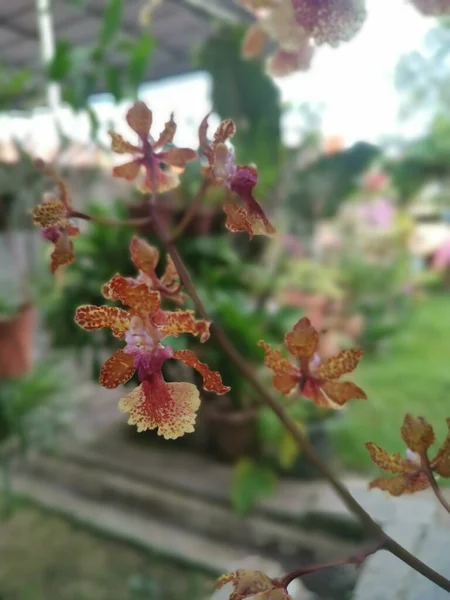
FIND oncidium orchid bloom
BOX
[239,0,315,77]
[32,160,80,273]
[109,100,197,193]
[75,238,229,439]
[258,317,366,408]
[366,414,450,496]
[216,570,292,600]
[292,0,367,47]
[129,235,185,305]
[199,116,275,239]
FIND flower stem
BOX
[148,202,450,593]
[277,541,383,588]
[70,210,152,227]
[423,453,450,516]
[170,179,211,242]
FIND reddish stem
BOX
[170,179,211,242]
[70,210,152,228]
[277,541,383,588]
[422,453,450,516]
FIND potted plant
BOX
[0,283,35,380]
[196,290,299,462]
[0,359,65,445]
[0,146,48,379]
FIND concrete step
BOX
[9,472,276,576]
[22,452,355,563]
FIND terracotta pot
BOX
[206,397,259,462]
[0,303,35,379]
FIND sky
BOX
[0,0,436,156]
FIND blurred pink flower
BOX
[361,170,389,193]
[281,233,305,257]
[432,239,450,270]
[266,45,314,77]
[358,197,395,229]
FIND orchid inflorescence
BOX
[32,9,450,586]
[74,235,229,439]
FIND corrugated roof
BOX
[0,0,249,105]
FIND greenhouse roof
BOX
[0,0,249,104]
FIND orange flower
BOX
[292,0,366,47]
[75,270,229,439]
[411,0,450,15]
[258,317,366,408]
[129,235,185,305]
[32,160,80,273]
[199,116,275,238]
[216,570,292,600]
[366,415,450,496]
[109,101,197,193]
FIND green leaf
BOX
[231,457,276,515]
[99,0,123,49]
[86,107,100,139]
[64,70,97,110]
[48,40,72,81]
[106,65,123,101]
[278,419,306,470]
[258,407,284,446]
[128,32,155,90]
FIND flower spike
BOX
[74,242,228,439]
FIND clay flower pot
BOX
[0,303,35,379]
[206,396,259,462]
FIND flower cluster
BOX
[259,316,366,408]
[199,116,275,238]
[366,414,450,496]
[32,160,80,273]
[75,236,229,439]
[237,0,367,76]
[109,101,197,193]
